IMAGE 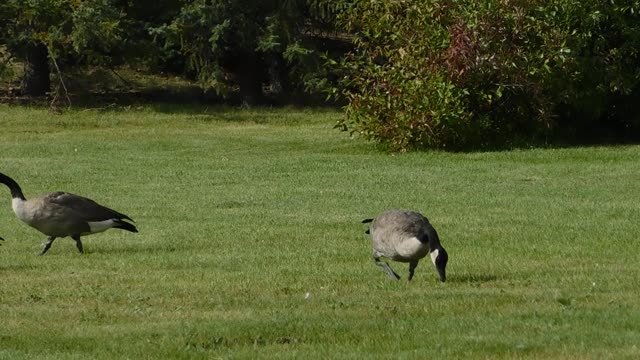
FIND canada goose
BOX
[363,209,448,282]
[0,172,137,255]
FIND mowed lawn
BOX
[0,104,639,359]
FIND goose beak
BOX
[437,266,446,282]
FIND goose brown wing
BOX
[373,210,432,242]
[44,192,134,222]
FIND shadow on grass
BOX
[88,243,184,255]
[447,273,499,284]
[0,263,39,271]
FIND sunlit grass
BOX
[0,104,639,359]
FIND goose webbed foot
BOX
[374,257,400,280]
[39,236,56,255]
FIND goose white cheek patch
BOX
[12,198,27,216]
[11,197,22,211]
[430,249,439,266]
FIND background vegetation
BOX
[1,106,639,358]
[2,1,640,150]
[0,0,346,105]
[333,0,640,151]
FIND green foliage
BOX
[0,0,347,101]
[0,0,125,61]
[0,0,179,87]
[70,0,123,63]
[548,1,640,140]
[151,0,346,101]
[0,0,71,53]
[150,0,243,93]
[334,0,640,151]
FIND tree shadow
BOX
[1,81,341,114]
[0,64,343,117]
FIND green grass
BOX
[0,104,639,359]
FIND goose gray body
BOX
[363,209,448,282]
[0,172,137,255]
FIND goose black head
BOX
[430,247,448,282]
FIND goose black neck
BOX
[0,173,26,200]
[426,227,442,252]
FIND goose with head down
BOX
[363,209,448,282]
[0,172,137,255]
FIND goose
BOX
[363,209,448,282]
[0,172,138,255]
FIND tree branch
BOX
[49,50,72,110]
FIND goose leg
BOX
[40,236,56,255]
[72,235,84,254]
[374,257,400,280]
[408,260,419,282]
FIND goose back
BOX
[15,191,134,237]
[370,210,433,262]
[45,192,133,222]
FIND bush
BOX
[333,0,640,151]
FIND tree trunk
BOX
[268,53,291,100]
[22,43,50,97]
[235,52,264,107]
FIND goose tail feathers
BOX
[362,218,373,234]
[114,220,138,233]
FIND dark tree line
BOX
[0,0,346,105]
[2,0,640,149]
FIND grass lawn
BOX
[0,104,639,359]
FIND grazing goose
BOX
[363,209,448,282]
[0,172,137,255]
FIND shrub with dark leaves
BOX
[332,0,640,151]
